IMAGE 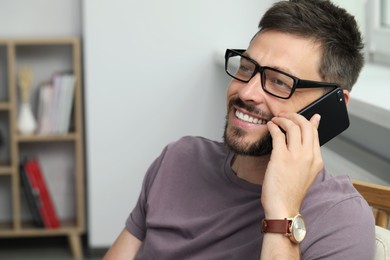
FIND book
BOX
[35,73,76,134]
[36,83,54,135]
[58,74,76,134]
[51,73,62,134]
[20,164,44,227]
[23,158,60,228]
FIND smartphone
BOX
[298,87,349,146]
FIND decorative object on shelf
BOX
[17,67,37,134]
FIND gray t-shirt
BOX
[126,136,375,259]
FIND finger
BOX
[309,114,321,129]
[281,112,320,130]
[278,113,319,147]
[309,114,321,147]
[267,120,288,151]
[271,116,302,149]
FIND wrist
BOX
[262,214,307,244]
[262,196,301,219]
[264,206,299,219]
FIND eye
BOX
[265,70,294,91]
[237,59,255,77]
[269,78,291,89]
[238,64,252,74]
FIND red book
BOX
[20,164,44,227]
[24,158,60,228]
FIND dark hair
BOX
[257,0,364,91]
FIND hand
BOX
[261,112,323,219]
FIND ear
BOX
[342,89,350,106]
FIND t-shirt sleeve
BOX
[125,146,168,241]
[302,195,375,260]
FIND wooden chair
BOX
[353,180,390,260]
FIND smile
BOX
[235,110,268,125]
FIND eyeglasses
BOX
[225,49,338,99]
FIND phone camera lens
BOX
[337,90,343,102]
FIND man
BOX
[105,0,375,259]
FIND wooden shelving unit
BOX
[0,37,85,259]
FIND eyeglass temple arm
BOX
[296,79,339,89]
[225,49,246,58]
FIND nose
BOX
[237,72,266,103]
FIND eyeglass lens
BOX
[226,54,295,98]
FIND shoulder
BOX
[165,136,229,160]
[167,136,225,150]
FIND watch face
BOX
[292,215,306,242]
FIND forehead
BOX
[246,30,323,81]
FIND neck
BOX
[231,154,270,185]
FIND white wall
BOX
[0,0,81,37]
[83,0,274,248]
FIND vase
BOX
[18,102,37,134]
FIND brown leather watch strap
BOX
[261,219,291,234]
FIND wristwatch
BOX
[261,214,306,244]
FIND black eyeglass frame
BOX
[225,49,339,99]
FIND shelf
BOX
[0,220,83,237]
[11,37,79,46]
[14,133,79,143]
[0,166,12,175]
[0,102,10,111]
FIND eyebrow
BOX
[243,51,297,77]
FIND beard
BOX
[223,120,273,156]
[223,98,273,156]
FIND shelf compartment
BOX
[0,43,9,103]
[0,176,13,231]
[19,142,77,226]
[14,43,75,133]
[0,112,11,166]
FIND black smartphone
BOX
[298,87,349,146]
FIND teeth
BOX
[235,110,267,125]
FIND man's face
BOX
[224,30,325,156]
